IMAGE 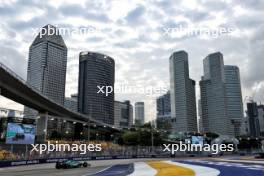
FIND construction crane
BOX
[244,81,261,103]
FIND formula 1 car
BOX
[12,133,25,141]
[55,160,90,169]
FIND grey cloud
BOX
[244,26,264,88]
[233,15,264,29]
[125,5,146,24]
[9,17,48,31]
[59,4,86,16]
[86,37,104,43]
[0,5,18,16]
[236,0,264,10]
[201,0,229,12]
[152,0,182,15]
[183,10,212,22]
[59,4,110,22]
[0,46,27,79]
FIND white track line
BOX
[82,165,113,176]
[215,158,264,164]
[128,162,157,176]
[165,161,220,176]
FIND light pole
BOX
[88,119,90,141]
[151,120,154,155]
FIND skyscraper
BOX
[257,105,264,136]
[200,52,233,135]
[114,100,133,129]
[247,102,260,137]
[169,50,197,132]
[156,91,171,119]
[198,99,203,133]
[25,25,67,107]
[78,51,115,125]
[135,102,145,125]
[224,65,244,136]
[64,94,78,112]
[156,91,171,130]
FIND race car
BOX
[55,160,90,169]
[12,133,25,141]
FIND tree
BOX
[122,131,139,145]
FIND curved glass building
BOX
[78,52,115,125]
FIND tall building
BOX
[200,52,233,135]
[64,94,78,112]
[135,102,145,125]
[24,24,67,117]
[224,65,244,136]
[156,91,171,119]
[23,25,67,142]
[156,91,172,130]
[257,105,264,136]
[114,100,133,129]
[247,102,260,137]
[169,50,197,132]
[198,99,203,133]
[78,51,115,125]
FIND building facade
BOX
[114,101,133,129]
[169,50,197,132]
[78,51,115,125]
[64,94,78,112]
[135,102,145,125]
[257,105,264,136]
[156,91,171,119]
[200,52,233,136]
[156,91,172,130]
[24,24,67,118]
[198,99,203,133]
[224,65,244,136]
[247,102,260,137]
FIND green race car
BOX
[55,160,90,169]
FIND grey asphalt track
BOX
[0,163,106,176]
[0,158,159,176]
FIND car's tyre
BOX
[83,162,88,167]
[55,163,61,169]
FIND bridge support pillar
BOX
[36,112,48,143]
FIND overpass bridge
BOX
[0,62,119,142]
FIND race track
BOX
[0,157,263,176]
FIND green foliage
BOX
[121,127,164,146]
[122,131,139,145]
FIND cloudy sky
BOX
[0,0,264,122]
